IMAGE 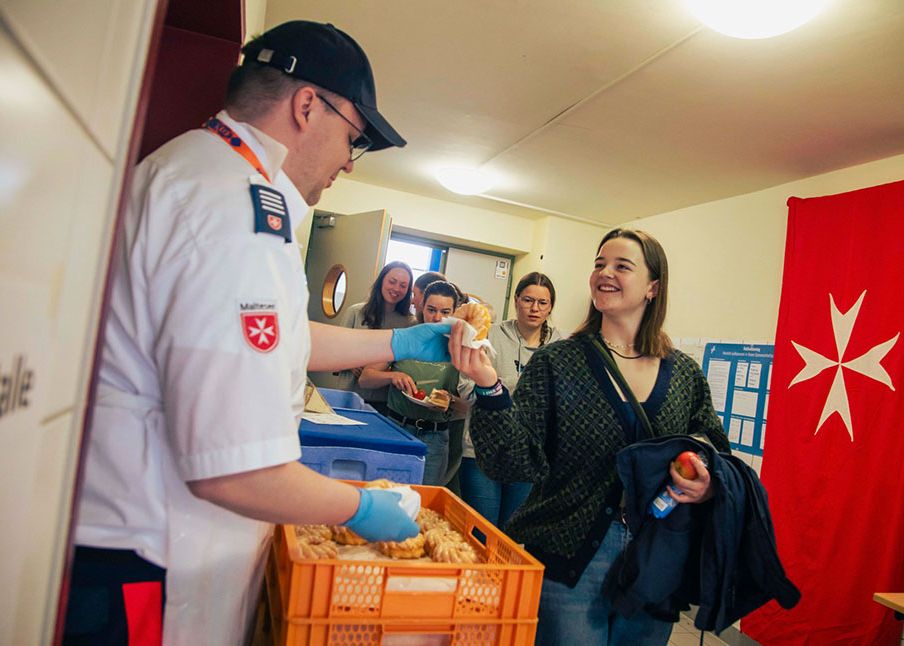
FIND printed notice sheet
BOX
[701,343,774,459]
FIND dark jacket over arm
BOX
[469,335,729,585]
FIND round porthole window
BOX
[322,264,348,318]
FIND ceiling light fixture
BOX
[434,166,496,195]
[681,0,832,39]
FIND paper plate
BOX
[400,390,448,410]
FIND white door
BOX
[304,209,392,389]
[305,209,392,325]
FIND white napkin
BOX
[442,317,497,358]
[387,485,421,521]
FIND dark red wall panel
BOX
[138,0,243,161]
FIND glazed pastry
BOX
[293,524,332,544]
[430,538,479,564]
[423,527,463,553]
[296,539,339,560]
[376,532,426,559]
[452,302,492,341]
[417,508,451,533]
[330,525,368,546]
[363,479,396,489]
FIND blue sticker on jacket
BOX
[250,184,291,243]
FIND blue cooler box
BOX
[318,387,376,412]
[299,408,426,484]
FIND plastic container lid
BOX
[318,387,376,412]
[299,408,427,457]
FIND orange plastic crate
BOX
[266,483,544,645]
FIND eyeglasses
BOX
[317,94,373,161]
[517,295,551,310]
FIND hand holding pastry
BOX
[452,302,492,341]
[449,321,498,387]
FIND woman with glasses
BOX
[458,272,562,528]
[339,261,416,414]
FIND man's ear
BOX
[290,86,317,131]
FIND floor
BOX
[668,613,731,646]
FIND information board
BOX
[701,343,774,457]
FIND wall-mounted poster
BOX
[701,342,773,460]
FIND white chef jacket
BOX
[75,111,311,642]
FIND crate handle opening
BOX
[468,525,488,548]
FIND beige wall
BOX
[632,153,904,344]
[313,178,608,333]
[316,177,537,254]
[311,156,904,341]
[512,215,607,336]
[244,0,267,40]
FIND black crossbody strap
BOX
[590,336,657,439]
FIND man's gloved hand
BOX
[343,489,420,542]
[391,322,453,362]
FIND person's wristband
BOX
[474,379,503,397]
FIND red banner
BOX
[742,180,904,644]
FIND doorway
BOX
[385,234,515,322]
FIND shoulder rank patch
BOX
[250,184,291,243]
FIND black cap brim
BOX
[356,102,406,151]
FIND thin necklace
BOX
[608,346,644,360]
[602,336,634,351]
[601,334,643,359]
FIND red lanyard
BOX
[203,117,271,183]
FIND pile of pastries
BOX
[291,480,480,564]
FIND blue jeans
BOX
[459,457,531,528]
[536,521,673,645]
[407,426,449,485]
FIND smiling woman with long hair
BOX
[450,229,729,645]
[340,261,416,412]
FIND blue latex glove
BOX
[391,322,453,362]
[344,489,419,542]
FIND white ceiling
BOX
[265,0,904,226]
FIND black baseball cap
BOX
[241,21,406,151]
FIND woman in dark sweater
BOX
[450,228,729,645]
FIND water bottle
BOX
[649,451,708,519]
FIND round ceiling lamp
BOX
[434,166,496,195]
[681,0,832,39]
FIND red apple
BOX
[672,451,700,480]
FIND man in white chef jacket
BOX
[63,21,448,645]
